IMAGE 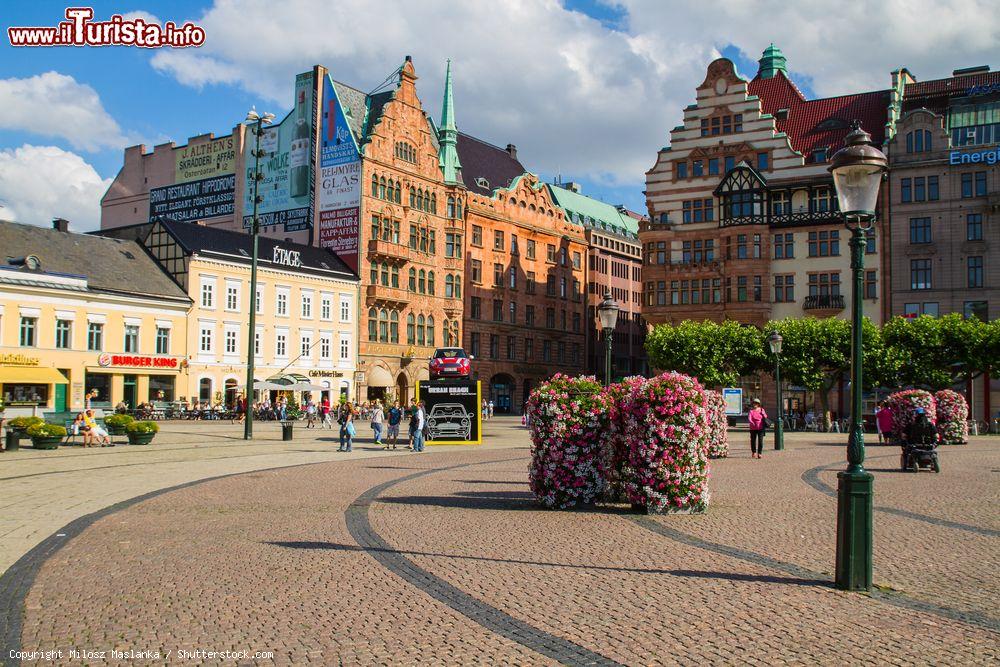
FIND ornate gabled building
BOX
[458,137,588,413]
[642,46,891,414]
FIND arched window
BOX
[451,321,459,346]
[456,199,463,218]
[406,313,415,344]
[371,173,378,197]
[454,275,462,299]
[409,187,416,208]
[431,193,437,214]
[426,316,434,345]
[380,262,389,286]
[378,309,389,342]
[445,274,454,298]
[368,308,377,341]
[418,269,426,293]
[390,265,399,288]
[420,227,428,253]
[427,270,435,295]
[417,315,426,345]
[417,189,424,211]
[386,178,394,199]
[369,262,378,285]
[389,310,399,343]
[379,177,387,200]
[408,267,416,292]
[394,182,401,204]
[443,319,450,345]
[447,196,455,218]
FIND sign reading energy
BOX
[243,70,317,232]
[317,74,362,273]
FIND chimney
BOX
[563,181,582,194]
[506,143,517,159]
[52,218,69,232]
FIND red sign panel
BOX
[98,354,179,369]
[318,207,359,273]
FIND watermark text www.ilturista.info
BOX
[8,7,205,48]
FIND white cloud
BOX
[0,145,111,231]
[148,0,1000,188]
[0,71,130,152]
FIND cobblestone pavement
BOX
[6,428,999,665]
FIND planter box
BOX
[107,426,129,436]
[127,432,156,445]
[31,436,62,450]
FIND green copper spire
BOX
[438,59,462,184]
[758,43,787,79]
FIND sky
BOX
[0,0,997,230]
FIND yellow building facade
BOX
[0,220,190,413]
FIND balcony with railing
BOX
[368,238,412,262]
[366,284,410,307]
[803,294,845,313]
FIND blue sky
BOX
[0,1,995,229]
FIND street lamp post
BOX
[243,107,275,441]
[597,291,620,387]
[768,331,784,451]
[828,121,888,591]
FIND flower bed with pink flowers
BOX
[621,372,710,514]
[934,389,968,444]
[885,389,936,440]
[602,376,649,501]
[526,374,610,509]
[703,390,729,459]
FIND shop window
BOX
[198,378,212,403]
[149,375,174,402]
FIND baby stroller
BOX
[900,410,940,473]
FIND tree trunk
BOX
[818,389,832,432]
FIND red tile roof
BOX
[748,72,890,159]
[905,70,1000,97]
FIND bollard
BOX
[281,421,294,441]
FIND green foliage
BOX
[764,318,850,392]
[644,319,766,387]
[8,416,44,430]
[126,420,159,434]
[27,422,67,438]
[104,414,135,428]
[882,314,990,390]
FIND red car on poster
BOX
[429,347,473,380]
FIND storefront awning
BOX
[0,367,69,384]
[368,366,393,387]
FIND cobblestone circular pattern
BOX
[12,435,1000,665]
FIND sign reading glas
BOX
[317,74,362,273]
[417,380,482,445]
[243,71,316,232]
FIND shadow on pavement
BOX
[265,541,828,586]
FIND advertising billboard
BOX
[175,136,236,182]
[243,70,316,232]
[149,173,236,222]
[317,74,362,273]
[723,388,744,415]
[417,380,482,445]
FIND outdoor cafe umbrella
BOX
[285,381,329,392]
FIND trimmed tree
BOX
[644,319,766,388]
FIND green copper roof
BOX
[758,43,787,80]
[545,184,639,239]
[438,59,462,184]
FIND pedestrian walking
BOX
[876,401,894,445]
[305,398,317,428]
[412,400,427,452]
[371,400,385,448]
[407,399,419,449]
[338,401,356,452]
[488,400,494,419]
[386,400,402,449]
[747,398,768,459]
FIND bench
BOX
[63,417,110,446]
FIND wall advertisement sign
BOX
[149,173,236,222]
[175,136,236,182]
[317,74,362,273]
[416,380,483,445]
[948,146,999,165]
[243,70,317,232]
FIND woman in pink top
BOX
[747,398,768,459]
[875,401,894,444]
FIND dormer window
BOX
[811,148,828,163]
[775,108,789,121]
[475,177,490,189]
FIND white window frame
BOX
[200,276,217,309]
[255,283,265,315]
[275,329,288,358]
[301,290,314,319]
[199,326,214,353]
[320,292,333,321]
[275,287,290,317]
[225,280,241,312]
[319,333,332,361]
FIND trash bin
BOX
[281,421,294,441]
[4,429,20,452]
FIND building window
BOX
[808,273,841,296]
[901,178,912,203]
[774,275,794,302]
[340,298,350,322]
[319,336,331,360]
[676,162,687,179]
[471,297,481,320]
[905,129,932,153]
[913,177,926,202]
[255,286,263,315]
[708,158,719,175]
[445,232,462,258]
[368,309,377,342]
[406,313,415,344]
[526,271,535,294]
[737,276,747,302]
[910,259,932,290]
[967,214,983,241]
[807,230,840,257]
[340,337,350,361]
[928,175,939,201]
[200,280,214,308]
[300,334,311,358]
[509,301,517,324]
[560,277,567,298]
[724,156,735,173]
[757,152,768,171]
[87,322,103,351]
[692,159,704,176]
[124,325,139,353]
[509,266,517,289]
[225,330,238,354]
[681,198,714,223]
[489,334,499,359]
[470,259,482,284]
[301,293,312,318]
[19,317,36,347]
[546,308,555,329]
[809,188,833,212]
[968,256,984,288]
[865,228,877,254]
[200,326,213,353]
[572,252,582,270]
[526,239,536,259]
[494,263,503,287]
[254,330,261,356]
[909,217,931,244]
[864,270,877,299]
[964,300,988,321]
[471,225,482,246]
[961,172,986,198]
[55,319,71,349]
[320,296,331,320]
[276,291,288,316]
[546,244,555,262]
[572,312,581,333]
[275,332,287,357]
[525,305,535,327]
[774,232,794,259]
[542,340,552,362]
[506,336,515,360]
[494,230,505,251]
[493,299,503,322]
[976,171,987,196]
[736,234,747,259]
[226,284,239,311]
